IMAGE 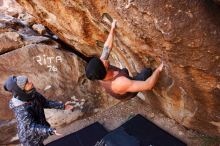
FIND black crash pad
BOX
[46,122,108,146]
[117,114,186,146]
[47,114,186,146]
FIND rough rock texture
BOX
[0,13,117,144]
[0,0,24,17]
[16,0,220,137]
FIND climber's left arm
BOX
[100,20,117,60]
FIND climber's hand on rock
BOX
[157,62,164,72]
[111,20,117,29]
[64,101,74,110]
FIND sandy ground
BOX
[45,97,205,146]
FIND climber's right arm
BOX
[100,20,117,60]
[112,63,164,93]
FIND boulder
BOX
[0,8,117,143]
[16,0,220,136]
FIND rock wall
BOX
[0,2,118,143]
[15,0,220,136]
[0,0,24,16]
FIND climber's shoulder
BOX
[112,76,133,93]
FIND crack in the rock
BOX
[42,33,91,63]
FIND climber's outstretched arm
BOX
[100,20,117,60]
[112,63,164,93]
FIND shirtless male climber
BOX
[85,20,163,100]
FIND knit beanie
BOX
[16,76,28,90]
[85,57,107,80]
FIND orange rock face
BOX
[15,0,220,136]
[0,9,117,144]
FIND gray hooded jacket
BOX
[9,92,64,146]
